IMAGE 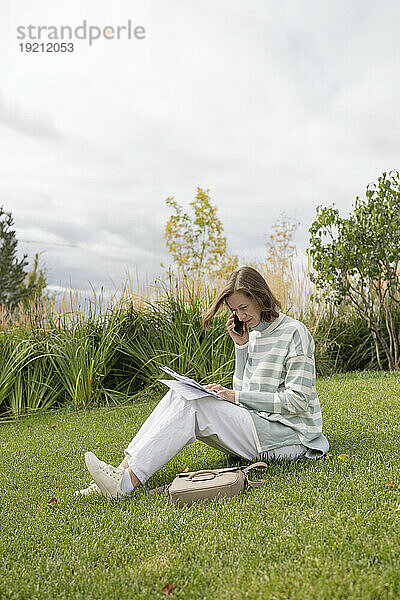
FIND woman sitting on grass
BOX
[76,266,329,499]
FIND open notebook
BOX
[158,365,234,403]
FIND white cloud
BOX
[1,0,399,292]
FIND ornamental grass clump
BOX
[115,277,235,394]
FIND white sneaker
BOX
[84,451,126,499]
[74,480,102,497]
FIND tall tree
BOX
[307,170,400,371]
[265,211,301,276]
[0,207,47,310]
[23,252,48,304]
[162,187,238,281]
[263,211,301,309]
[0,206,29,308]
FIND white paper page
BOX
[157,378,234,403]
[160,366,205,392]
[157,379,216,400]
[159,366,236,404]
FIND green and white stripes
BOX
[233,313,329,458]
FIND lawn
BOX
[1,370,399,600]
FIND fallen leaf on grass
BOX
[385,482,397,489]
[178,466,190,473]
[338,454,349,461]
[27,425,34,431]
[161,583,175,596]
[362,390,369,394]
[46,497,58,506]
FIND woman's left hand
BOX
[204,383,236,403]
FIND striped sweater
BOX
[233,312,329,459]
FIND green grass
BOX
[1,370,399,600]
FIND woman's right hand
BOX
[226,313,249,346]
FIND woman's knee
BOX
[158,388,180,407]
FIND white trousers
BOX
[124,389,307,484]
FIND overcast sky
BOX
[1,0,399,296]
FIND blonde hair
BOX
[202,266,281,330]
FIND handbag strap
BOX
[148,483,171,497]
[241,461,269,489]
[147,460,270,495]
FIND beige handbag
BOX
[148,461,269,507]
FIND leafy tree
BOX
[0,206,29,308]
[162,187,238,281]
[0,207,48,310]
[307,170,400,371]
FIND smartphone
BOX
[233,312,244,336]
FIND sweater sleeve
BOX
[232,341,249,405]
[236,353,315,414]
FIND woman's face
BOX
[226,292,262,327]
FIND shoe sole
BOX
[74,488,101,497]
[84,451,122,500]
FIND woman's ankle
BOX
[118,453,131,470]
[128,468,141,489]
[117,453,141,489]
